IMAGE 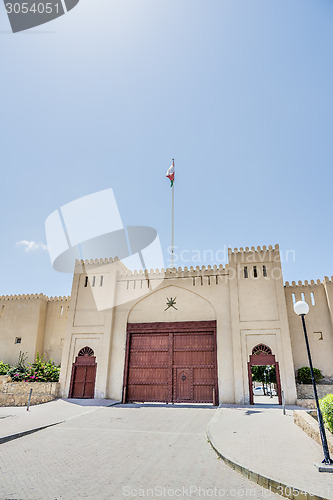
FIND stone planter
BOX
[294,410,333,455]
[296,384,333,401]
[0,375,59,407]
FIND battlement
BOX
[228,244,280,263]
[0,294,69,302]
[118,264,228,281]
[74,256,129,273]
[285,276,333,288]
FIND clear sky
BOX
[1,0,333,297]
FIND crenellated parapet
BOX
[0,293,49,301]
[48,296,70,302]
[118,264,228,281]
[228,244,280,263]
[285,279,324,288]
[74,256,129,273]
[0,294,69,302]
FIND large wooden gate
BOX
[123,321,218,404]
[69,347,97,399]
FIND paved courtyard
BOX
[0,404,279,499]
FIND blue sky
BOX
[1,0,333,297]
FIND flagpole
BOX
[171,158,175,268]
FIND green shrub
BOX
[27,352,60,382]
[6,352,60,383]
[7,352,29,381]
[0,361,10,375]
[320,394,333,434]
[296,366,323,384]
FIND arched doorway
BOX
[69,346,97,398]
[247,344,282,405]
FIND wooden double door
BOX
[123,321,218,404]
[69,354,97,399]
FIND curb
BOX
[0,400,121,445]
[206,427,328,500]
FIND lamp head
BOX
[294,300,309,316]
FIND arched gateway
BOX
[247,344,282,405]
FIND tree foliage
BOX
[251,365,276,384]
[296,366,322,385]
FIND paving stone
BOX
[0,405,280,499]
[207,406,333,500]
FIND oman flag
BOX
[166,161,175,187]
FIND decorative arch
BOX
[252,344,272,356]
[78,346,94,357]
[127,284,216,324]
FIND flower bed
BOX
[0,352,60,383]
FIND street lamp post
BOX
[294,301,333,467]
[266,366,272,398]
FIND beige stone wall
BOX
[0,295,48,365]
[2,244,332,407]
[285,278,333,378]
[228,245,297,405]
[296,384,333,400]
[59,259,120,399]
[59,248,298,405]
[0,294,69,366]
[43,298,69,364]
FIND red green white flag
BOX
[166,161,175,187]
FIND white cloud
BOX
[16,240,48,252]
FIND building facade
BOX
[1,244,333,405]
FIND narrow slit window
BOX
[310,292,315,306]
[253,266,258,278]
[84,276,88,287]
[92,276,96,287]
[292,293,296,305]
[60,306,64,316]
[301,292,305,302]
[263,265,267,277]
[0,305,4,318]
[100,275,103,286]
[244,266,248,279]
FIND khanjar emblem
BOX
[165,297,177,311]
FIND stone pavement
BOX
[0,398,119,442]
[207,405,333,500]
[0,404,280,500]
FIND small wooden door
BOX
[174,368,193,401]
[69,348,97,399]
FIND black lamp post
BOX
[294,300,333,467]
[266,366,272,398]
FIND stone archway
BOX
[247,344,282,405]
[69,346,97,398]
